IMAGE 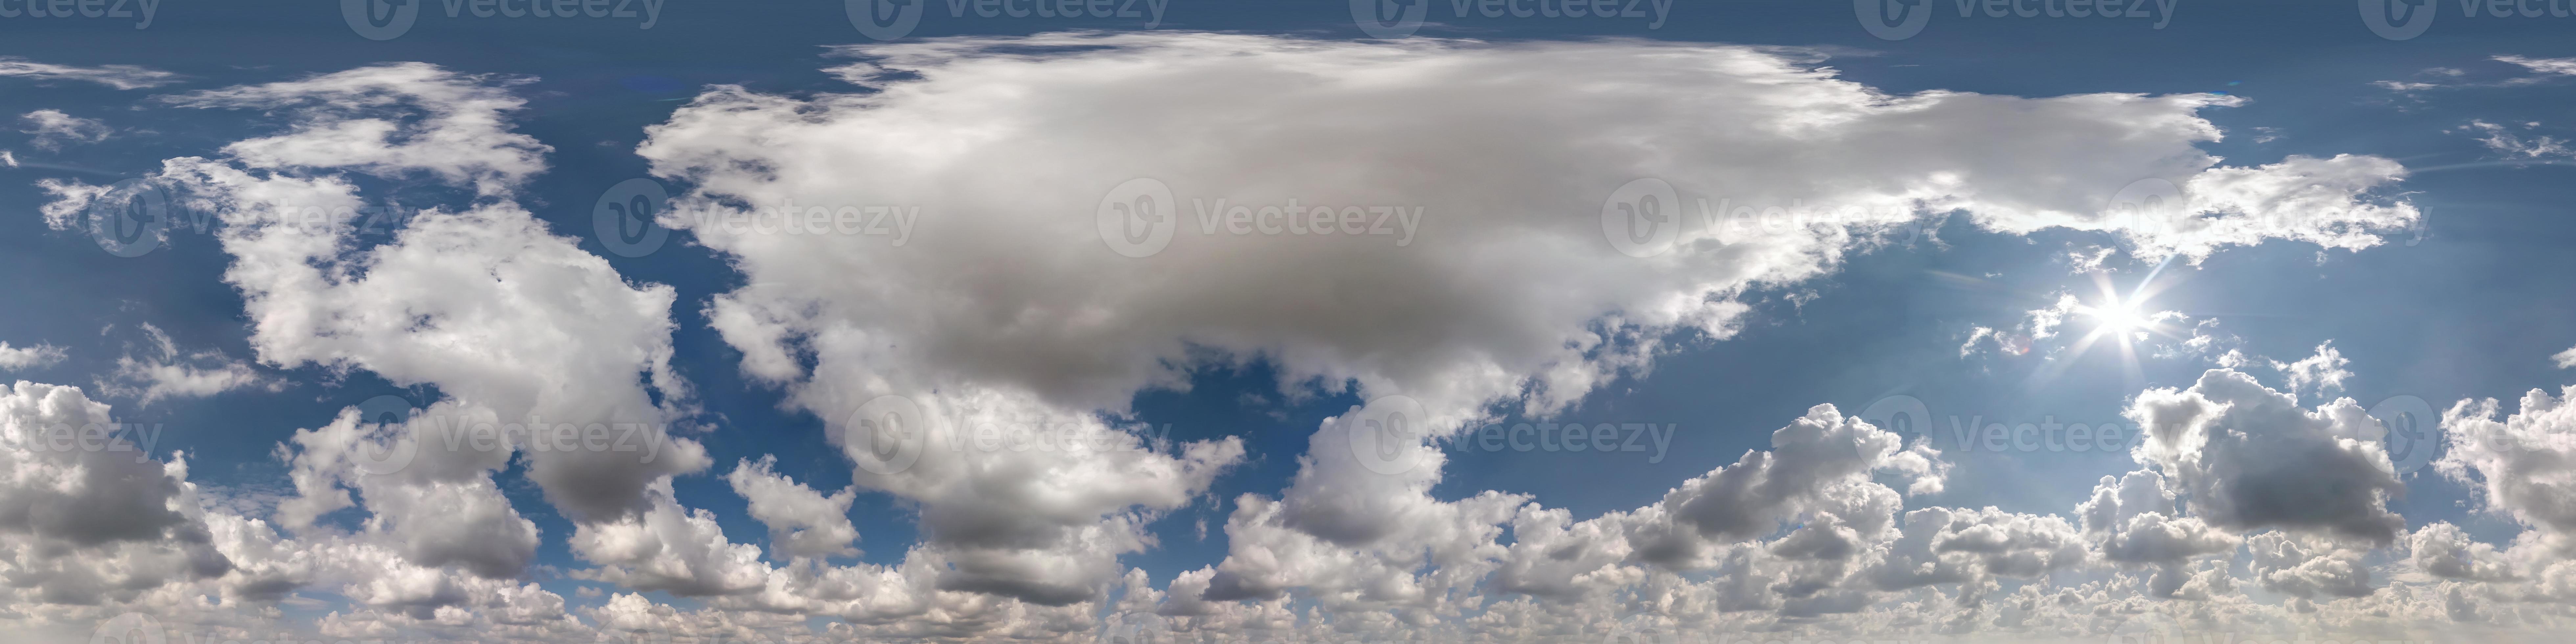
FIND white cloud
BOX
[2126,368,2405,543]
[0,382,232,606]
[2439,385,2576,555]
[2377,55,2576,94]
[143,65,705,522]
[2075,469,2237,599]
[155,62,548,195]
[13,38,2547,640]
[31,64,706,634]
[621,32,2433,636]
[2247,531,2374,599]
[0,342,66,370]
[0,57,179,89]
[1959,326,2001,358]
[97,323,276,404]
[2495,55,2576,78]
[2552,345,2576,369]
[568,481,771,597]
[18,109,111,150]
[2271,340,2354,402]
[2405,522,2513,583]
[723,456,860,560]
[2461,120,2572,161]
[644,33,2416,437]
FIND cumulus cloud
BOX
[130,64,706,522]
[1969,153,2419,262]
[2405,522,2513,583]
[2246,531,2374,599]
[2075,469,2237,598]
[1862,506,2085,603]
[0,342,66,371]
[2439,385,2576,555]
[0,57,179,89]
[2125,368,2406,543]
[33,63,708,628]
[1623,404,1946,569]
[647,34,2416,434]
[724,456,861,560]
[619,32,2430,637]
[0,382,232,606]
[2271,340,2353,402]
[5,35,2519,641]
[569,481,771,596]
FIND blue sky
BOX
[6,1,2576,643]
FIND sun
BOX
[2066,267,2186,354]
[2084,298,2150,334]
[2027,268,2190,387]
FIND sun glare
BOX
[2084,299,2148,334]
[2028,268,2188,388]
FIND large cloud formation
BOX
[7,34,2531,643]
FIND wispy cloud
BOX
[2377,55,2576,95]
[18,109,112,150]
[0,57,179,90]
[97,323,277,404]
